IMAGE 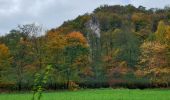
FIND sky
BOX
[0,0,170,35]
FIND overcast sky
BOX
[0,0,170,35]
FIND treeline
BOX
[0,5,170,91]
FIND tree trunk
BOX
[66,69,70,89]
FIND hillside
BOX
[50,4,170,67]
[0,5,170,91]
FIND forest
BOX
[0,4,170,92]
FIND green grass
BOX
[1,88,170,100]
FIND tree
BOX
[64,32,90,89]
[132,13,152,38]
[137,41,170,87]
[166,26,170,64]
[45,30,67,88]
[102,28,140,67]
[0,44,11,81]
[101,28,137,86]
[9,24,38,90]
[155,21,170,66]
[45,31,90,89]
[155,21,167,43]
[25,23,46,70]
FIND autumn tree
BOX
[8,25,36,90]
[64,32,90,89]
[155,21,167,43]
[45,31,90,89]
[45,30,67,88]
[155,21,170,65]
[137,41,170,87]
[0,44,11,82]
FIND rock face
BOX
[86,16,101,38]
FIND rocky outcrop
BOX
[86,16,101,38]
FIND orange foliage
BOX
[0,44,10,61]
[46,31,67,50]
[132,13,151,22]
[66,31,88,46]
[0,44,11,70]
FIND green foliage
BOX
[32,65,52,100]
[0,44,11,82]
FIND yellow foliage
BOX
[141,42,167,53]
[155,20,170,45]
[165,26,170,44]
[138,41,170,85]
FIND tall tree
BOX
[64,32,90,88]
[45,30,67,87]
[0,44,11,82]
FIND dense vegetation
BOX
[0,5,170,91]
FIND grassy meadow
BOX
[1,89,170,100]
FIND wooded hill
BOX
[0,5,170,91]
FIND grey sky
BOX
[0,0,170,35]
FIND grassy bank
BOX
[0,88,170,100]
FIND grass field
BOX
[1,88,170,100]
